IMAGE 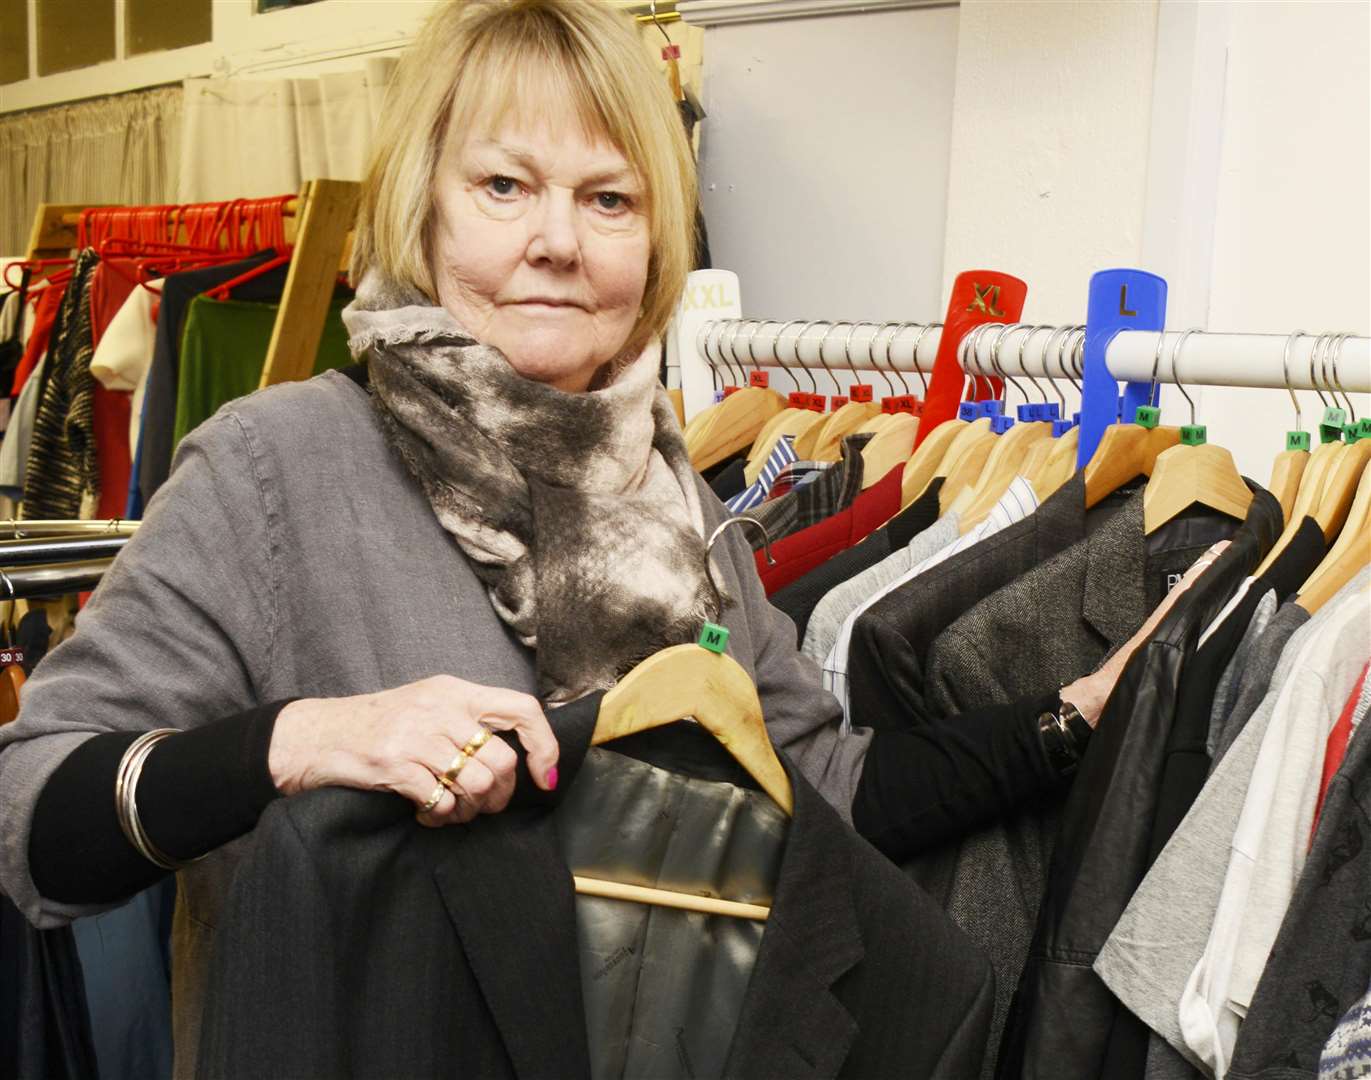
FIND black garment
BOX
[996,486,1282,1080]
[196,691,996,1080]
[1103,512,1326,1078]
[707,456,748,501]
[854,689,1066,859]
[0,896,98,1080]
[771,477,945,644]
[15,609,52,677]
[848,471,1139,729]
[136,252,286,509]
[29,702,290,904]
[0,271,30,409]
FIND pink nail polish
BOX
[546,766,559,790]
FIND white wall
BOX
[1196,1,1371,472]
[697,3,959,344]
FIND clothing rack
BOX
[22,179,360,391]
[682,319,1371,399]
[0,561,111,600]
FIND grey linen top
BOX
[0,369,869,1056]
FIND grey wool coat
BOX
[0,368,875,1076]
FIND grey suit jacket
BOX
[917,490,1249,1078]
[196,694,995,1080]
[0,369,870,1077]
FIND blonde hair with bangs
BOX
[354,0,696,356]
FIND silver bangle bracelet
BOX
[114,728,197,872]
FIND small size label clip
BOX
[698,622,730,654]
[1180,424,1207,446]
[1134,405,1161,430]
[1286,430,1311,452]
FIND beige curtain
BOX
[177,58,398,204]
[0,85,183,257]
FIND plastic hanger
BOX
[953,324,1052,530]
[741,321,825,483]
[805,323,883,461]
[1142,329,1254,534]
[1082,326,1182,509]
[582,516,790,921]
[1266,330,1313,524]
[685,320,786,472]
[858,323,920,486]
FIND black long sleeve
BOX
[29,701,293,904]
[852,690,1070,860]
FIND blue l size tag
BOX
[1077,269,1167,469]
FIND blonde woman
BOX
[0,2,1173,1073]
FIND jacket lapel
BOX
[1033,470,1089,568]
[723,764,863,1079]
[432,811,592,1080]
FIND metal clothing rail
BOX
[688,319,1371,394]
[0,534,132,567]
[0,561,113,601]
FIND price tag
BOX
[0,648,25,667]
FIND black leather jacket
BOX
[995,487,1281,1079]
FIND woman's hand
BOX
[267,676,560,827]
[1062,540,1231,727]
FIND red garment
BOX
[1312,660,1370,842]
[755,461,904,595]
[88,259,138,350]
[11,285,63,395]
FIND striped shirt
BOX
[724,435,796,514]
[23,250,100,521]
[822,476,1040,728]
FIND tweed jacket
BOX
[845,471,1127,729]
[196,693,995,1080]
[913,488,1251,1078]
[0,369,871,1078]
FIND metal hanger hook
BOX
[741,320,764,374]
[1147,327,1168,413]
[987,323,1022,408]
[908,322,938,396]
[814,322,845,395]
[1013,324,1049,404]
[699,319,721,393]
[864,323,894,397]
[958,324,992,399]
[1281,330,1305,433]
[771,320,805,395]
[842,322,867,391]
[1169,328,1202,426]
[1023,325,1063,411]
[706,516,775,580]
[1330,332,1357,423]
[791,320,822,395]
[873,322,909,395]
[1309,332,1331,407]
[722,320,747,386]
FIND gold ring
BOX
[419,783,445,814]
[439,750,469,790]
[460,725,492,759]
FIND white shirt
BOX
[89,280,161,459]
[822,476,1040,728]
[1179,580,1371,1078]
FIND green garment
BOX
[172,294,353,450]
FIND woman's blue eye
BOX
[488,176,518,196]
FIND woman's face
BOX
[429,110,652,393]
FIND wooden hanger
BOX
[859,412,918,488]
[898,418,967,509]
[1031,426,1080,501]
[1297,454,1371,614]
[686,388,785,472]
[938,420,999,515]
[1266,332,1319,525]
[952,419,1050,531]
[1137,330,1252,534]
[1082,423,1182,507]
[809,401,882,461]
[577,520,791,921]
[1253,439,1346,577]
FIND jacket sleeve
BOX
[0,407,276,927]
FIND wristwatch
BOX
[1036,697,1094,776]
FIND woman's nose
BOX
[526,191,581,269]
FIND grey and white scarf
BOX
[343,272,721,703]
